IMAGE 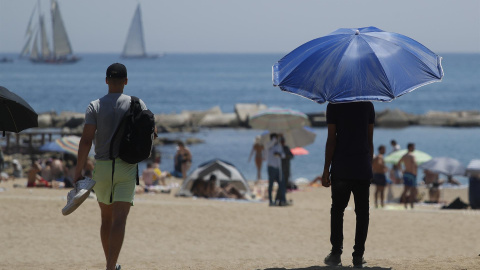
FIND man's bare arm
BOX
[74,124,96,182]
[322,124,336,187]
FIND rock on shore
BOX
[36,106,480,132]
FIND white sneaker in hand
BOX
[62,177,96,216]
[74,177,95,203]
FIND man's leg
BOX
[99,203,113,261]
[379,186,385,208]
[103,202,131,270]
[330,179,353,255]
[410,187,417,209]
[352,181,370,258]
[275,168,286,204]
[401,185,408,208]
[267,166,274,205]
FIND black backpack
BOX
[109,96,155,191]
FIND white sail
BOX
[39,15,51,59]
[51,0,72,57]
[25,4,37,36]
[20,31,34,57]
[20,5,37,57]
[30,31,39,60]
[122,4,146,57]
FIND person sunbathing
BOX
[27,162,50,188]
[191,175,244,199]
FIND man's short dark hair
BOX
[391,140,397,145]
[378,145,385,151]
[407,143,415,149]
[270,133,278,140]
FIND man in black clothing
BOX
[321,102,375,268]
[275,136,294,205]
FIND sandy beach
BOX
[0,178,478,270]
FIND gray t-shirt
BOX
[84,93,147,160]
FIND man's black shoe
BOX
[324,253,342,266]
[352,256,366,268]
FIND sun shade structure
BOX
[249,107,310,132]
[176,159,251,197]
[290,147,309,156]
[419,157,466,177]
[0,86,38,136]
[273,26,444,104]
[39,135,93,156]
[260,126,316,148]
[384,149,432,165]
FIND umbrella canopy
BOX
[419,157,466,177]
[0,86,38,136]
[384,149,432,165]
[249,107,309,132]
[273,26,444,104]
[39,135,90,156]
[260,126,316,148]
[291,147,309,156]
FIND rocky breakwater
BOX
[306,109,480,128]
[37,111,85,134]
[35,103,268,144]
[154,103,268,132]
[39,107,480,133]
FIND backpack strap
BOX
[110,158,115,203]
[130,96,141,186]
[136,164,139,185]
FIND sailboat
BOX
[21,0,80,64]
[122,4,158,59]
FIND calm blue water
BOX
[0,53,479,114]
[0,53,479,184]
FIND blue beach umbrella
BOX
[273,26,444,104]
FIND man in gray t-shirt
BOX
[74,63,152,270]
[85,93,146,160]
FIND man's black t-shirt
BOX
[326,102,375,180]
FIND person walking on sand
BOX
[398,143,418,209]
[248,135,265,180]
[389,140,403,184]
[279,136,294,190]
[74,63,154,270]
[321,102,374,268]
[372,145,388,208]
[266,133,286,206]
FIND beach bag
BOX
[109,96,155,189]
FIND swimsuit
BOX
[372,173,387,186]
[93,158,137,205]
[403,172,417,187]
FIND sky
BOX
[0,0,479,54]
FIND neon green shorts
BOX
[93,158,137,205]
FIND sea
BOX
[0,53,479,185]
